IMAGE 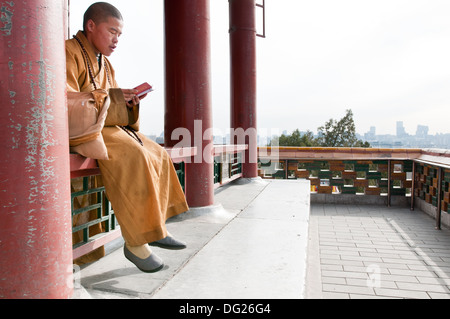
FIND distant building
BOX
[396,121,407,137]
[362,122,449,149]
[364,126,376,140]
[416,125,429,138]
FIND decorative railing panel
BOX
[259,158,413,197]
[258,147,450,227]
[415,163,450,213]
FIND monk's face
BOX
[86,16,124,56]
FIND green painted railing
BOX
[214,152,243,185]
[213,145,247,188]
[415,162,450,213]
[257,147,450,228]
[71,176,117,251]
[70,147,196,260]
[260,159,414,197]
[70,145,248,259]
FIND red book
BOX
[134,82,154,97]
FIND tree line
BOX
[271,109,371,148]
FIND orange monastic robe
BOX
[66,31,188,247]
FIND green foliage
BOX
[277,129,318,147]
[270,109,371,148]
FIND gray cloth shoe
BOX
[149,235,187,250]
[124,245,164,273]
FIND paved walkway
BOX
[306,203,450,299]
[73,179,450,299]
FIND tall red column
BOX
[164,0,214,207]
[0,1,73,298]
[229,0,258,178]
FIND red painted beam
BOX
[0,1,73,298]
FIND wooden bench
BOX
[70,146,197,260]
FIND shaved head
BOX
[83,2,123,31]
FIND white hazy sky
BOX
[69,0,450,137]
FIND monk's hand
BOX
[122,89,140,108]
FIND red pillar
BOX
[0,1,73,298]
[164,0,214,207]
[229,0,258,178]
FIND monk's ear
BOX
[86,19,96,33]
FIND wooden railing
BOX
[213,144,248,188]
[70,145,249,260]
[258,147,450,228]
[70,155,119,260]
[70,147,196,260]
[71,146,449,258]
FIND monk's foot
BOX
[124,244,164,273]
[149,235,187,250]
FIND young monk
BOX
[66,2,189,273]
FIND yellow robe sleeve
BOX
[105,89,140,130]
[65,41,84,92]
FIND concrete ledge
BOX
[169,204,236,225]
[74,179,310,299]
[152,180,310,299]
[415,198,450,229]
[311,193,449,229]
[233,176,268,185]
[311,193,410,206]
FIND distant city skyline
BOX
[146,118,450,138]
[147,118,450,149]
